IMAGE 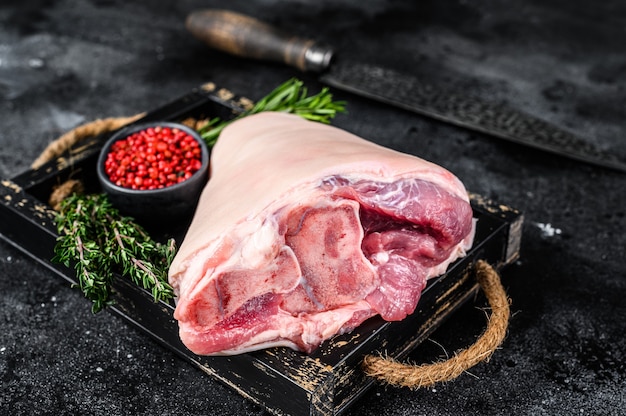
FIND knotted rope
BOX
[31,113,145,169]
[362,260,510,388]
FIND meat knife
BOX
[185,9,626,173]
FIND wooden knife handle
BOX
[185,9,333,72]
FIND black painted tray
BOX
[0,84,523,416]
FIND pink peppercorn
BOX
[104,126,203,190]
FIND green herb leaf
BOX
[53,194,176,313]
[198,78,346,146]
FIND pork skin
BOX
[168,112,475,355]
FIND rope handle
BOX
[362,260,510,389]
[31,114,146,169]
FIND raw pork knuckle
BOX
[168,112,475,355]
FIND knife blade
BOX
[185,9,626,173]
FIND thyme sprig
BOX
[53,194,176,313]
[199,78,346,146]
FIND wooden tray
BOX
[0,84,523,416]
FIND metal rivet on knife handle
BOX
[186,9,334,72]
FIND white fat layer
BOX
[371,251,389,266]
[210,340,301,356]
[238,216,281,269]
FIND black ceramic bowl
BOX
[97,121,209,223]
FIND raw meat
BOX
[168,112,475,355]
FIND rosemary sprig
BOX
[199,78,346,146]
[52,78,346,313]
[53,194,176,313]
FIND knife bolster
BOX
[186,10,332,72]
[303,43,333,72]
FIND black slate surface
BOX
[1,1,625,415]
